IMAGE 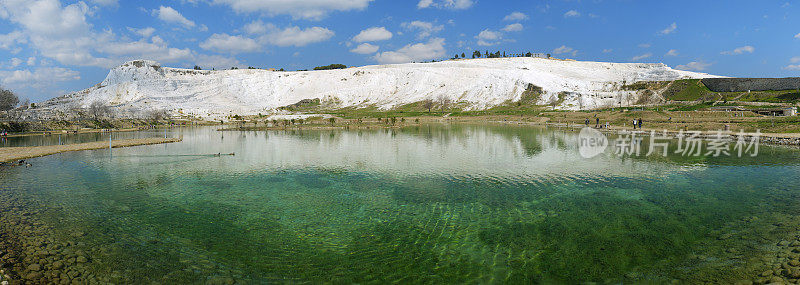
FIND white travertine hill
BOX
[36,58,720,118]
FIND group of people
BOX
[584,116,610,129]
[0,129,7,137]
[632,118,644,130]
[583,117,644,130]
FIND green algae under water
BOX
[2,124,800,283]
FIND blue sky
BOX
[1,0,798,102]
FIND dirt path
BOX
[0,137,182,163]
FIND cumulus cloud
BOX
[721,45,755,55]
[128,27,156,38]
[350,43,379,54]
[373,38,446,64]
[564,10,580,18]
[660,22,677,35]
[0,0,247,100]
[154,6,195,28]
[90,0,118,7]
[260,26,334,47]
[353,27,392,43]
[502,23,523,32]
[200,34,261,54]
[242,22,335,47]
[602,49,613,53]
[553,45,577,57]
[417,0,474,10]
[665,49,679,56]
[786,57,800,70]
[0,0,117,68]
[677,61,712,71]
[0,31,27,49]
[96,36,195,63]
[244,21,269,34]
[475,29,502,46]
[796,32,800,39]
[632,53,653,61]
[212,0,372,20]
[402,21,444,39]
[9,58,23,68]
[0,67,80,89]
[503,12,528,21]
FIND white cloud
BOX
[794,32,800,39]
[194,54,242,69]
[721,45,755,55]
[0,31,27,49]
[602,49,613,53]
[0,67,80,89]
[632,53,652,61]
[553,45,577,57]
[503,12,528,21]
[475,29,502,46]
[638,43,651,48]
[402,21,444,39]
[244,21,269,35]
[665,49,679,56]
[242,22,335,47]
[564,10,580,18]
[660,23,677,35]
[90,0,118,7]
[677,61,712,71]
[128,27,156,38]
[786,57,800,70]
[26,57,36,66]
[260,26,335,47]
[9,58,23,68]
[212,0,372,20]
[154,6,195,28]
[200,34,261,54]
[502,23,523,32]
[350,43,379,54]
[96,36,195,64]
[353,27,392,43]
[417,0,474,10]
[374,38,447,64]
[0,0,117,68]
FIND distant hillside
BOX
[655,79,800,103]
[32,58,718,119]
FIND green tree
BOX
[314,64,347,71]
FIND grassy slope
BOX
[663,79,800,103]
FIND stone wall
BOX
[701,78,800,92]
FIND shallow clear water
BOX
[2,124,800,283]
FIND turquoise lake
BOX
[2,124,800,283]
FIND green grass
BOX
[661,79,800,103]
[663,79,714,101]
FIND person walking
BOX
[632,119,637,130]
[638,118,643,129]
[595,117,600,128]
